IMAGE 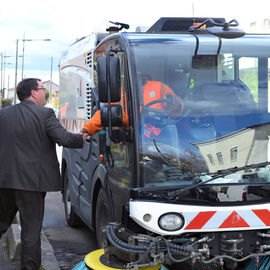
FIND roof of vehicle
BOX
[146,17,226,33]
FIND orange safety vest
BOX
[143,81,175,110]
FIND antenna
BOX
[192,2,195,24]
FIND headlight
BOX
[158,213,184,231]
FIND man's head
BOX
[17,78,47,106]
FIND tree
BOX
[1,98,13,108]
[45,89,50,101]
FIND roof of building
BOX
[42,80,59,87]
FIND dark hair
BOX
[16,78,41,101]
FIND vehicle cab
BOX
[95,18,270,269]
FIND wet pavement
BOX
[44,226,97,269]
[43,192,97,269]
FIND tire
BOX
[95,188,112,248]
[63,168,83,227]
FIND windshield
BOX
[128,34,270,187]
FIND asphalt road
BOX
[43,191,97,270]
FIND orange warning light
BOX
[99,155,104,163]
[193,22,206,29]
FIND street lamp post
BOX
[50,57,53,98]
[0,53,3,92]
[21,37,51,79]
[3,54,12,96]
[0,54,12,99]
[14,39,19,104]
[13,37,51,104]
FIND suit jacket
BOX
[0,100,83,192]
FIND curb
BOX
[6,225,60,270]
[41,231,60,270]
[6,224,21,260]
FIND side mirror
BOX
[100,104,123,127]
[206,26,245,39]
[97,56,121,102]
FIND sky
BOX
[0,0,270,88]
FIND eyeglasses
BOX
[35,88,46,91]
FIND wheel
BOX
[95,188,112,248]
[63,168,83,227]
[143,94,184,117]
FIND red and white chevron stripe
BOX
[184,209,270,230]
[129,201,270,236]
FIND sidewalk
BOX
[0,227,60,270]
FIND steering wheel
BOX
[143,94,184,117]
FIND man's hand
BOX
[80,129,89,144]
[80,128,88,134]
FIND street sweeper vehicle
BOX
[59,18,270,269]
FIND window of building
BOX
[239,57,258,103]
[216,152,224,165]
[230,147,238,162]
[207,154,215,165]
[221,54,234,81]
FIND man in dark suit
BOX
[0,78,87,270]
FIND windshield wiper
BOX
[167,161,270,201]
